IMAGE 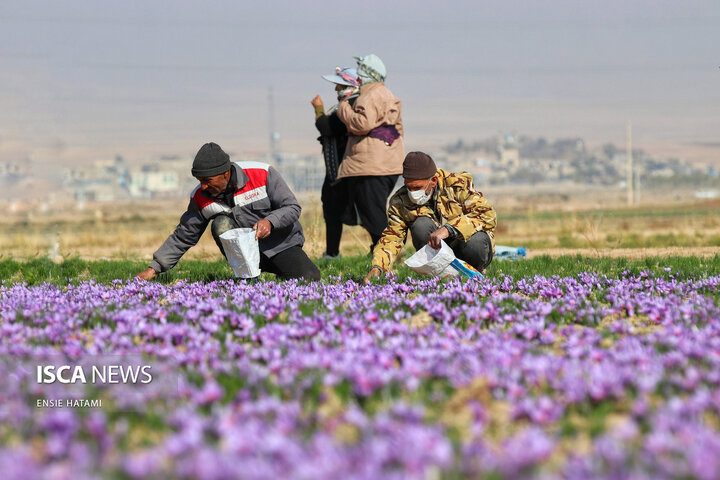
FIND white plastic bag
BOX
[219,228,261,278]
[404,241,459,278]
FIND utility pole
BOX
[268,86,280,165]
[626,120,633,207]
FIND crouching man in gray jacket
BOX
[136,142,321,281]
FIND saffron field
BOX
[1,256,720,479]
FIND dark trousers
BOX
[342,174,399,251]
[324,220,343,257]
[321,177,346,256]
[409,216,494,271]
[211,215,321,281]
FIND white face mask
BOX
[408,180,433,205]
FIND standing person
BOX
[310,66,360,258]
[336,54,404,253]
[136,142,321,282]
[364,152,497,283]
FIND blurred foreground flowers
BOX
[1,271,719,479]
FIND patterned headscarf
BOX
[354,54,387,84]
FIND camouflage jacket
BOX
[371,169,497,271]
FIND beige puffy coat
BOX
[336,82,404,178]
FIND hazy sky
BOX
[1,0,718,166]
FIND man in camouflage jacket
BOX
[365,151,496,282]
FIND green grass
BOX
[0,254,719,286]
[489,254,720,280]
[500,203,720,222]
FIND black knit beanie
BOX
[402,151,437,180]
[191,142,231,177]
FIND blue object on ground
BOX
[450,258,485,279]
[494,245,527,260]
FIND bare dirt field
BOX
[529,246,720,259]
[1,187,718,262]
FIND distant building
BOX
[498,133,519,167]
[695,190,719,199]
[0,159,32,180]
[63,157,129,202]
[123,155,195,198]
[262,153,325,192]
[128,170,180,198]
[74,179,117,202]
[648,167,675,179]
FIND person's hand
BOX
[363,266,383,284]
[253,219,272,239]
[311,95,324,107]
[428,226,450,249]
[136,267,157,281]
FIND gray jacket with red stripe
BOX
[149,161,304,273]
